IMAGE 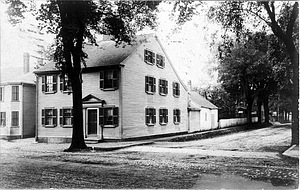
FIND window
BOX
[60,74,72,92]
[159,79,168,96]
[173,109,181,124]
[12,86,19,101]
[159,108,168,125]
[173,82,180,97]
[99,107,119,126]
[42,108,57,126]
[156,54,165,68]
[42,75,57,93]
[11,111,19,126]
[145,107,156,126]
[0,87,3,101]
[59,108,73,126]
[145,76,156,94]
[144,49,155,65]
[0,112,6,126]
[100,70,118,90]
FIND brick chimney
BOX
[23,52,30,74]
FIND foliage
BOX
[5,0,160,150]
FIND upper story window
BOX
[42,75,57,93]
[59,108,73,127]
[11,111,19,126]
[159,79,168,96]
[100,70,118,90]
[42,108,57,127]
[159,108,168,125]
[12,86,19,101]
[60,74,72,92]
[145,76,156,94]
[0,112,6,126]
[173,109,181,124]
[99,107,119,127]
[156,54,165,68]
[0,87,3,101]
[173,82,180,97]
[144,49,155,65]
[145,107,156,126]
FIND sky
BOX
[0,1,223,88]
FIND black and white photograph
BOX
[0,0,298,189]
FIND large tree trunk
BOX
[58,0,88,151]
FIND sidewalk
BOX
[282,145,299,158]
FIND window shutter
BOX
[178,85,180,96]
[59,109,63,125]
[166,109,168,123]
[159,109,162,124]
[145,108,149,125]
[145,76,148,92]
[53,109,57,126]
[153,78,156,93]
[166,81,168,94]
[99,108,104,126]
[42,109,45,125]
[178,110,181,122]
[162,56,165,67]
[113,70,118,89]
[42,76,45,92]
[53,75,57,92]
[144,50,147,63]
[153,108,156,124]
[113,107,119,126]
[100,71,104,89]
[152,52,155,64]
[173,109,176,123]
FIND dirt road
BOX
[0,123,298,189]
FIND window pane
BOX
[12,111,19,126]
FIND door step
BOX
[85,138,102,144]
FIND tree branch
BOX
[286,2,299,38]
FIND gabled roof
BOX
[0,67,35,85]
[82,94,106,104]
[190,91,218,110]
[34,35,149,73]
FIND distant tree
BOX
[6,0,160,151]
[174,1,299,144]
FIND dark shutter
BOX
[178,110,181,122]
[166,109,168,123]
[53,75,57,92]
[145,76,148,92]
[162,56,165,67]
[100,71,104,89]
[153,108,156,124]
[113,70,118,89]
[42,109,45,125]
[145,108,149,125]
[159,109,162,124]
[178,84,180,96]
[113,107,119,126]
[42,76,45,92]
[165,81,168,94]
[144,50,147,63]
[59,109,63,125]
[153,77,156,93]
[53,109,57,126]
[152,52,155,64]
[173,109,176,124]
[99,108,104,125]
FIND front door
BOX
[87,109,98,136]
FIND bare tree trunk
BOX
[257,98,262,123]
[263,96,270,123]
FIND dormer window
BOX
[156,54,165,68]
[42,75,57,93]
[144,49,155,65]
[100,70,118,90]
